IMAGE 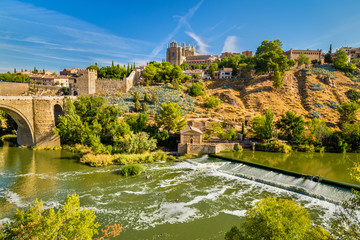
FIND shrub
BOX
[296,144,315,152]
[141,102,148,112]
[134,100,141,112]
[0,193,100,239]
[144,92,150,102]
[346,89,360,102]
[187,82,204,97]
[151,94,158,104]
[132,92,140,102]
[119,164,144,176]
[309,83,324,91]
[309,111,321,119]
[80,153,117,167]
[258,140,292,153]
[328,100,339,109]
[204,96,222,108]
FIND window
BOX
[172,52,175,57]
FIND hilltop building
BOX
[220,51,253,58]
[284,49,323,62]
[166,41,199,66]
[184,55,218,68]
[340,47,360,62]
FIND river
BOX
[0,146,356,239]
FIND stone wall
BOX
[95,78,126,93]
[0,82,29,95]
[178,142,240,155]
[70,69,97,95]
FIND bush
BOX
[0,193,100,239]
[225,197,331,240]
[296,144,315,152]
[309,83,324,91]
[257,140,292,153]
[132,92,140,102]
[119,164,144,176]
[144,92,150,102]
[80,153,118,167]
[204,96,222,108]
[346,89,360,102]
[187,82,204,97]
[328,100,339,109]
[141,102,148,112]
[309,111,321,119]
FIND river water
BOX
[0,146,356,239]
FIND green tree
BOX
[132,92,140,102]
[276,111,305,144]
[272,70,283,88]
[124,113,149,133]
[121,132,157,154]
[142,102,148,112]
[155,102,187,133]
[204,96,222,109]
[134,100,141,112]
[180,62,190,70]
[144,92,151,102]
[337,101,359,125]
[250,109,275,140]
[297,53,310,67]
[333,49,355,72]
[86,64,101,74]
[324,44,333,63]
[187,82,204,97]
[254,40,290,74]
[225,197,331,240]
[307,118,332,145]
[192,73,199,79]
[0,193,100,239]
[208,62,218,78]
[339,122,360,151]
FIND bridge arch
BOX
[0,104,34,146]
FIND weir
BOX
[188,155,358,203]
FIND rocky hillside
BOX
[191,66,360,128]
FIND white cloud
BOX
[149,0,204,59]
[186,32,209,54]
[222,36,238,53]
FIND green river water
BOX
[0,146,358,239]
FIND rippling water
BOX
[0,147,355,239]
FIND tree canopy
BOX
[333,49,355,72]
[155,102,187,133]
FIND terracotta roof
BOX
[180,125,203,134]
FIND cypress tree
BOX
[14,68,16,74]
[142,102,148,112]
[134,100,141,112]
[112,60,114,67]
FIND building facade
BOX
[166,41,199,66]
[340,47,360,62]
[184,55,218,67]
[284,49,323,62]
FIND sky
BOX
[1,0,360,72]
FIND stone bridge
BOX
[0,96,74,146]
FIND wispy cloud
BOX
[186,32,209,54]
[0,0,155,71]
[222,36,238,53]
[149,0,204,60]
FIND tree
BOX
[337,101,359,125]
[276,111,305,144]
[151,94,158,104]
[225,197,331,240]
[180,62,189,70]
[339,122,360,151]
[307,118,332,145]
[121,132,157,154]
[155,102,187,133]
[297,53,310,67]
[204,96,222,109]
[272,70,283,88]
[192,73,199,79]
[187,82,204,97]
[144,92,151,103]
[333,49,355,72]
[0,193,100,239]
[250,109,275,140]
[142,102,148,112]
[124,113,149,133]
[132,92,140,102]
[86,64,100,74]
[134,100,141,112]
[254,40,290,74]
[324,44,333,63]
[208,62,218,78]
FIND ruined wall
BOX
[0,82,29,95]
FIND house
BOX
[216,67,232,79]
[180,126,203,144]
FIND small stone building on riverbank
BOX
[178,126,244,155]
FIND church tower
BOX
[166,41,199,66]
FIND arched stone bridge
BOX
[0,96,74,146]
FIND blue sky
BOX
[1,0,360,72]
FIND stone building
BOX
[284,49,323,62]
[180,126,203,145]
[184,55,218,68]
[69,69,97,95]
[340,47,360,62]
[166,41,199,66]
